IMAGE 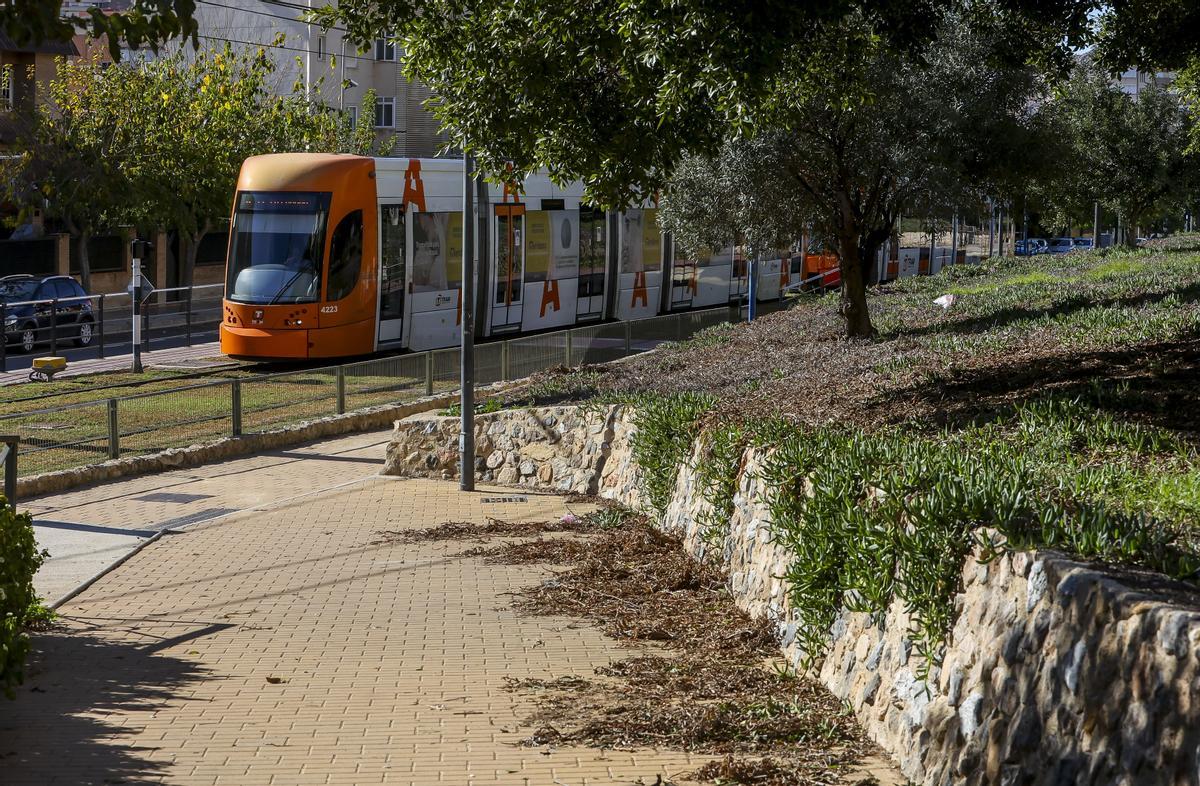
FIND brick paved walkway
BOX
[29,429,394,605]
[8,475,717,785]
[7,436,904,785]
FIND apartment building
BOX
[0,33,79,148]
[139,0,446,157]
[1118,68,1176,96]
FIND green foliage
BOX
[626,393,714,517]
[1,41,362,290]
[441,398,505,417]
[0,503,47,699]
[319,1,1104,209]
[0,1,197,62]
[693,425,748,551]
[622,386,1200,679]
[659,16,1049,337]
[580,505,639,531]
[751,399,1200,675]
[1034,61,1197,241]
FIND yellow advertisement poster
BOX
[525,211,551,281]
[642,208,662,267]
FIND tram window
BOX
[326,210,364,302]
[227,191,330,305]
[412,212,463,292]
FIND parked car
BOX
[1,274,95,354]
[1072,237,1094,250]
[1047,238,1076,254]
[1015,239,1046,256]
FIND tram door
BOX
[729,248,750,301]
[491,203,526,332]
[377,204,406,344]
[577,206,606,321]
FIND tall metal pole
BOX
[928,218,936,272]
[1093,201,1100,248]
[950,214,959,266]
[747,255,758,321]
[131,256,143,373]
[459,153,475,492]
[988,203,995,258]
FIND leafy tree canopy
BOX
[659,12,1048,337]
[1035,61,1198,243]
[1,41,363,288]
[316,0,1185,206]
[0,0,197,59]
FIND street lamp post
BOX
[459,152,476,492]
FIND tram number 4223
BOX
[320,306,338,314]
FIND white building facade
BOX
[130,0,447,157]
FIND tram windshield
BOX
[227,191,331,305]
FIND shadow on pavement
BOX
[0,621,210,785]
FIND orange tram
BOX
[219,154,905,360]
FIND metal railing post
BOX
[231,380,243,436]
[424,352,434,396]
[501,341,510,381]
[185,287,193,346]
[1,436,16,509]
[98,294,106,359]
[336,366,346,414]
[676,313,684,341]
[564,330,573,367]
[1,302,7,372]
[107,398,120,459]
[624,321,632,355]
[50,298,58,356]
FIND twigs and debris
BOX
[370,516,593,545]
[475,510,877,784]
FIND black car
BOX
[1,274,96,354]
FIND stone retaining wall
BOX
[385,405,1200,785]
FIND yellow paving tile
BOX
[6,477,709,785]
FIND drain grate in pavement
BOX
[134,492,216,504]
[481,496,528,504]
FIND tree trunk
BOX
[837,230,874,338]
[74,229,92,293]
[181,231,199,292]
[1124,213,1140,247]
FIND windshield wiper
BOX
[267,268,314,305]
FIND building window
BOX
[374,96,394,128]
[317,35,326,61]
[0,65,12,111]
[347,105,358,129]
[375,36,396,62]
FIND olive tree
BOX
[1039,62,1196,245]
[660,19,1047,337]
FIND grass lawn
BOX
[3,363,448,477]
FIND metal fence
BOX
[0,307,733,479]
[0,283,224,373]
